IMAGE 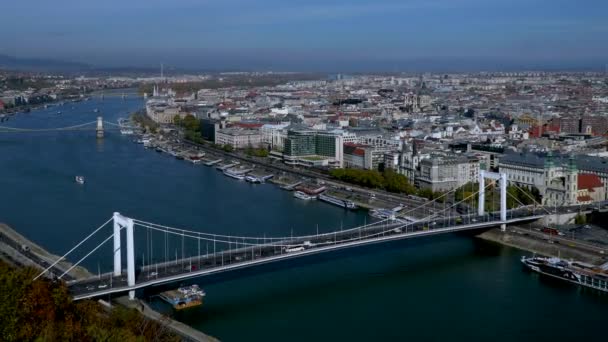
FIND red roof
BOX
[233,122,263,129]
[578,173,603,190]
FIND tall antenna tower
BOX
[161,63,164,80]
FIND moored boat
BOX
[318,193,356,209]
[521,256,608,292]
[159,284,206,310]
[223,169,245,180]
[294,191,315,200]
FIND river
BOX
[1,94,606,341]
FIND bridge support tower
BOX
[113,212,136,300]
[478,170,508,231]
[96,116,104,138]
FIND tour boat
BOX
[294,191,315,200]
[522,256,608,292]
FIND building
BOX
[417,155,480,192]
[398,142,420,183]
[282,129,344,167]
[544,155,578,207]
[260,123,289,151]
[342,143,396,170]
[551,115,608,136]
[200,118,223,142]
[577,174,605,204]
[499,152,608,204]
[343,143,366,169]
[214,128,262,149]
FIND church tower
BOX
[565,155,578,205]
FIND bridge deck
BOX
[70,212,543,300]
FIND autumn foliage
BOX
[0,262,178,341]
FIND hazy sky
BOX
[2,0,607,71]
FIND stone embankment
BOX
[478,227,607,265]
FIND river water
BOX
[0,95,606,341]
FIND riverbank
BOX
[115,296,219,342]
[477,227,608,265]
[0,223,92,279]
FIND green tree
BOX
[575,214,587,225]
[181,114,200,132]
[382,169,415,194]
[173,114,181,126]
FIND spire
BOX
[544,150,554,169]
[568,154,577,172]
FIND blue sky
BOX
[2,0,607,71]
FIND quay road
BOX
[181,139,452,216]
[69,208,551,300]
[509,226,608,256]
[0,227,76,281]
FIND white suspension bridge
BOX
[32,170,595,301]
[0,117,130,137]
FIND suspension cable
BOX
[131,186,463,242]
[34,217,113,280]
[58,232,115,279]
[132,216,392,242]
[510,183,551,214]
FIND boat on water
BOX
[318,193,357,209]
[75,176,85,185]
[521,256,608,292]
[93,108,100,113]
[294,191,315,200]
[223,169,245,180]
[369,208,396,220]
[159,284,206,310]
[245,175,262,184]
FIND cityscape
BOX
[2,1,608,341]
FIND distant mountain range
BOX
[0,54,224,75]
[0,54,91,72]
[0,53,604,74]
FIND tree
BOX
[173,115,181,126]
[181,114,200,132]
[0,261,179,341]
[382,169,415,194]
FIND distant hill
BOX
[0,54,91,72]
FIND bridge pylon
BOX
[113,212,136,300]
[478,170,508,231]
[96,116,104,138]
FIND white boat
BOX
[120,128,134,135]
[75,176,85,184]
[369,208,396,220]
[245,175,262,184]
[294,191,315,200]
[223,169,245,180]
[318,193,356,209]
